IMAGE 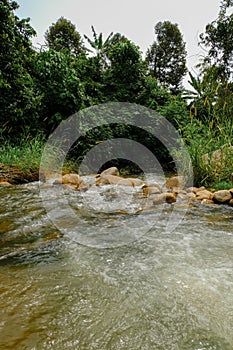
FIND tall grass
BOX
[0,134,76,176]
[0,134,45,172]
[178,119,233,189]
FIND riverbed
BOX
[0,180,233,349]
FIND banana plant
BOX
[84,26,113,61]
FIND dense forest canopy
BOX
[0,0,232,185]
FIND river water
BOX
[0,179,233,350]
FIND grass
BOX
[178,118,233,188]
[0,135,45,172]
[0,118,232,188]
[0,134,78,182]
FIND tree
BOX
[45,17,85,55]
[84,26,113,58]
[34,49,84,133]
[199,0,233,80]
[146,21,187,94]
[108,33,128,46]
[0,0,39,138]
[104,40,145,102]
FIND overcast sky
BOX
[16,0,221,87]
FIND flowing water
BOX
[0,178,233,350]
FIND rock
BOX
[76,183,90,191]
[53,173,80,185]
[213,190,232,204]
[186,192,196,199]
[187,186,205,194]
[165,176,186,189]
[96,174,143,187]
[147,183,162,188]
[96,174,133,187]
[142,185,161,196]
[126,177,144,186]
[100,167,119,176]
[201,199,215,205]
[173,189,187,195]
[152,192,177,205]
[53,173,88,190]
[195,189,213,200]
[62,173,80,185]
[0,181,12,186]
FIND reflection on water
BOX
[0,181,233,349]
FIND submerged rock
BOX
[201,199,215,205]
[142,184,161,196]
[152,192,177,205]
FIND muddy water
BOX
[0,180,233,350]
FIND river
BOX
[0,179,233,350]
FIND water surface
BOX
[0,180,233,349]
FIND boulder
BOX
[187,186,205,194]
[142,185,161,196]
[186,192,196,200]
[173,189,187,195]
[126,177,144,186]
[174,190,188,201]
[96,174,134,187]
[195,189,213,200]
[53,173,80,185]
[76,183,90,191]
[62,173,80,185]
[53,173,88,189]
[0,181,12,186]
[96,174,143,187]
[213,190,232,204]
[100,167,119,176]
[152,192,177,205]
[165,176,186,189]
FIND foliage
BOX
[44,16,85,55]
[137,76,170,109]
[0,134,45,171]
[146,21,187,94]
[104,40,145,102]
[157,95,189,128]
[178,118,233,187]
[1,0,232,187]
[199,0,233,79]
[33,49,85,133]
[84,26,113,66]
[0,0,39,138]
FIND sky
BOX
[16,0,221,87]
